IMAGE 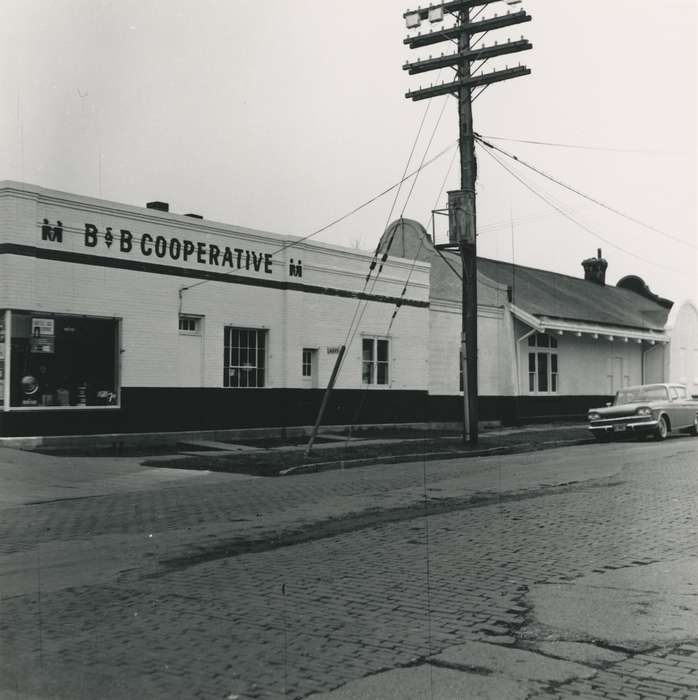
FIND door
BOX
[177,333,203,386]
[302,348,318,389]
[608,357,623,394]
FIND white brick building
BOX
[0,182,679,436]
[0,182,429,436]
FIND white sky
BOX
[1,0,696,306]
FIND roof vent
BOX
[146,201,169,212]
[184,213,203,219]
[581,248,608,285]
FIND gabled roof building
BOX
[381,219,674,424]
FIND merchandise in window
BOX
[224,328,266,388]
[362,337,389,386]
[8,312,119,408]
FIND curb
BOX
[279,436,594,476]
[0,421,469,452]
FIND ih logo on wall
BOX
[41,219,63,243]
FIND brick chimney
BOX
[582,248,608,285]
[146,201,169,212]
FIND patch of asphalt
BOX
[149,476,625,576]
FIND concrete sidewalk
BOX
[0,420,589,452]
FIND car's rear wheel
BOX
[655,415,669,441]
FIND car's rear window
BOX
[616,386,668,404]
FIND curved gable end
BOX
[617,275,674,310]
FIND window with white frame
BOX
[362,337,389,385]
[224,328,266,388]
[302,348,313,378]
[527,332,558,393]
[178,315,202,335]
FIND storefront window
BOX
[8,312,119,408]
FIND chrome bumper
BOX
[589,419,658,434]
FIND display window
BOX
[5,311,120,409]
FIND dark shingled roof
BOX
[378,219,672,332]
[475,256,672,331]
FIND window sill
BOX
[4,405,121,412]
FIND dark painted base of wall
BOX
[0,388,612,437]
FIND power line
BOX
[269,141,457,259]
[339,99,454,384]
[344,87,447,351]
[433,145,459,213]
[476,135,695,249]
[382,78,443,245]
[179,142,458,294]
[476,134,681,155]
[313,95,456,413]
[400,97,451,219]
[341,90,451,362]
[478,143,690,277]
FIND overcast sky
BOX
[1,0,696,307]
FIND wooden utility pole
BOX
[457,5,478,443]
[304,345,346,459]
[402,0,532,444]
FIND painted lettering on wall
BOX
[289,258,303,278]
[41,219,63,243]
[83,223,274,274]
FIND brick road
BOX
[1,438,698,699]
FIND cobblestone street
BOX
[2,438,698,699]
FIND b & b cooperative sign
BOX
[42,219,275,275]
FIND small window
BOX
[179,315,202,335]
[302,349,313,377]
[362,337,389,386]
